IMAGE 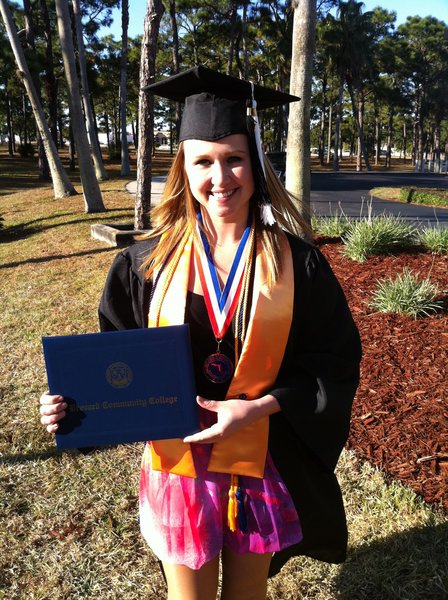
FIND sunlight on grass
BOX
[370,268,442,317]
[1,182,446,599]
[342,215,416,262]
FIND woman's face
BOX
[183,134,254,225]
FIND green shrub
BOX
[312,213,352,238]
[400,187,448,208]
[17,143,35,157]
[400,187,413,203]
[370,268,442,317]
[342,216,416,262]
[108,143,121,161]
[418,227,448,254]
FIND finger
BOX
[40,410,66,426]
[46,423,60,434]
[183,423,222,444]
[39,401,67,416]
[196,396,219,412]
[40,393,64,406]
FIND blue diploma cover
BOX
[42,326,199,449]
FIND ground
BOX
[317,237,448,513]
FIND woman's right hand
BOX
[39,393,67,434]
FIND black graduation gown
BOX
[98,234,362,576]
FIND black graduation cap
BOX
[144,66,300,142]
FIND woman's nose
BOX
[210,161,229,186]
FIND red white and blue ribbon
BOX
[194,213,252,340]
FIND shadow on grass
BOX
[335,521,448,599]
[0,246,117,270]
[0,208,133,244]
[0,443,140,465]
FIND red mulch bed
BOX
[317,237,448,513]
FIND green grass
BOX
[400,187,448,208]
[370,268,442,317]
[1,172,447,598]
[312,212,353,238]
[343,216,416,262]
[418,226,448,254]
[371,186,448,208]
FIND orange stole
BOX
[147,232,294,479]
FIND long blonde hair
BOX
[140,142,312,286]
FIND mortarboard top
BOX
[144,66,300,142]
[144,65,300,110]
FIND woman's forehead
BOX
[183,134,250,155]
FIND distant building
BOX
[154,131,169,146]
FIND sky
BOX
[105,0,448,40]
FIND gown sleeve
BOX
[98,241,154,332]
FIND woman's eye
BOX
[228,156,242,164]
[195,159,210,166]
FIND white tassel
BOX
[248,82,276,225]
[260,203,276,226]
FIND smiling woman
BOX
[39,66,361,600]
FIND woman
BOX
[40,67,362,600]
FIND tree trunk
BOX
[23,0,50,179]
[55,0,105,210]
[227,1,238,76]
[0,0,76,197]
[69,120,76,170]
[104,112,111,153]
[333,81,343,171]
[412,119,417,165]
[285,0,316,225]
[168,0,181,142]
[356,95,363,172]
[347,81,371,171]
[71,0,108,181]
[23,94,29,146]
[40,0,59,145]
[119,0,131,176]
[434,121,441,173]
[241,1,249,80]
[318,80,327,166]
[135,0,164,230]
[386,110,394,168]
[374,112,381,166]
[6,86,14,156]
[58,115,65,149]
[326,101,332,165]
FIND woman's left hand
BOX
[183,394,280,444]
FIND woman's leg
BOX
[220,548,272,600]
[162,555,220,600]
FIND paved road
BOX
[127,171,448,228]
[311,171,448,227]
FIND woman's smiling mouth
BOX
[209,189,237,199]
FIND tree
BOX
[119,0,131,176]
[395,16,448,171]
[72,0,109,181]
[285,0,317,224]
[323,0,377,171]
[55,0,105,211]
[167,0,181,142]
[0,0,76,197]
[22,0,51,180]
[134,0,164,230]
[39,0,59,146]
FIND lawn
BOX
[0,153,447,599]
